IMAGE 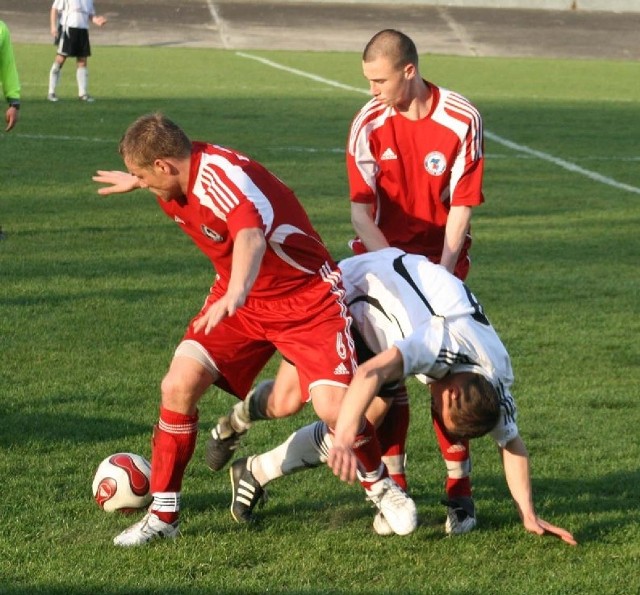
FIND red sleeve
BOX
[226,201,264,239]
[450,154,485,207]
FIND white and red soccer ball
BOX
[92,453,152,513]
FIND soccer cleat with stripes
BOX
[229,457,266,523]
[443,496,477,535]
[113,512,179,547]
[206,415,247,471]
[365,477,417,536]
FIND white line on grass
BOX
[235,52,368,94]
[484,131,640,195]
[205,1,231,49]
[236,51,640,196]
[14,133,114,143]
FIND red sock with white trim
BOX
[329,418,385,490]
[149,407,198,524]
[432,412,472,499]
[376,388,409,491]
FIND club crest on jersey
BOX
[424,151,447,176]
[201,225,224,242]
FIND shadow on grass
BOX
[464,468,640,545]
[0,410,151,447]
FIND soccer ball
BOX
[92,453,152,513]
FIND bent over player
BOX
[93,113,416,546]
[228,249,576,545]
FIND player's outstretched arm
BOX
[93,170,141,195]
[328,347,404,483]
[501,436,577,546]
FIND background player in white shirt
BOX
[47,0,106,102]
[228,249,576,544]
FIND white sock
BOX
[48,63,61,95]
[230,379,274,432]
[76,65,88,97]
[250,421,332,486]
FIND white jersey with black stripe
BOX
[52,0,95,30]
[340,247,518,446]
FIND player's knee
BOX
[267,385,303,418]
[310,385,346,427]
[160,369,205,412]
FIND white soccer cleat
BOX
[372,510,395,536]
[443,497,477,535]
[366,477,417,536]
[113,512,179,547]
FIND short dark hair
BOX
[119,113,192,168]
[449,373,501,441]
[362,29,419,70]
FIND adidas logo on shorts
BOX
[333,362,350,375]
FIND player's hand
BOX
[93,170,140,195]
[327,443,358,484]
[193,293,244,335]
[93,16,107,27]
[523,515,577,546]
[5,106,19,132]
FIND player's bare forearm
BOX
[350,202,389,252]
[193,228,266,335]
[329,347,404,482]
[50,8,59,35]
[441,205,472,273]
[226,227,265,306]
[501,437,535,517]
[501,437,577,546]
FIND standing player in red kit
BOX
[345,29,486,535]
[93,113,416,546]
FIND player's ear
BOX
[154,158,174,174]
[403,62,417,80]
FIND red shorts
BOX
[181,275,356,400]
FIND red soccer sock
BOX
[432,411,472,500]
[376,388,409,491]
[349,418,386,490]
[149,407,198,523]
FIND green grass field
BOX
[1,43,639,594]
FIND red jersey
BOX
[157,142,334,297]
[346,82,484,268]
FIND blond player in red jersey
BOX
[345,29,486,534]
[93,113,416,546]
